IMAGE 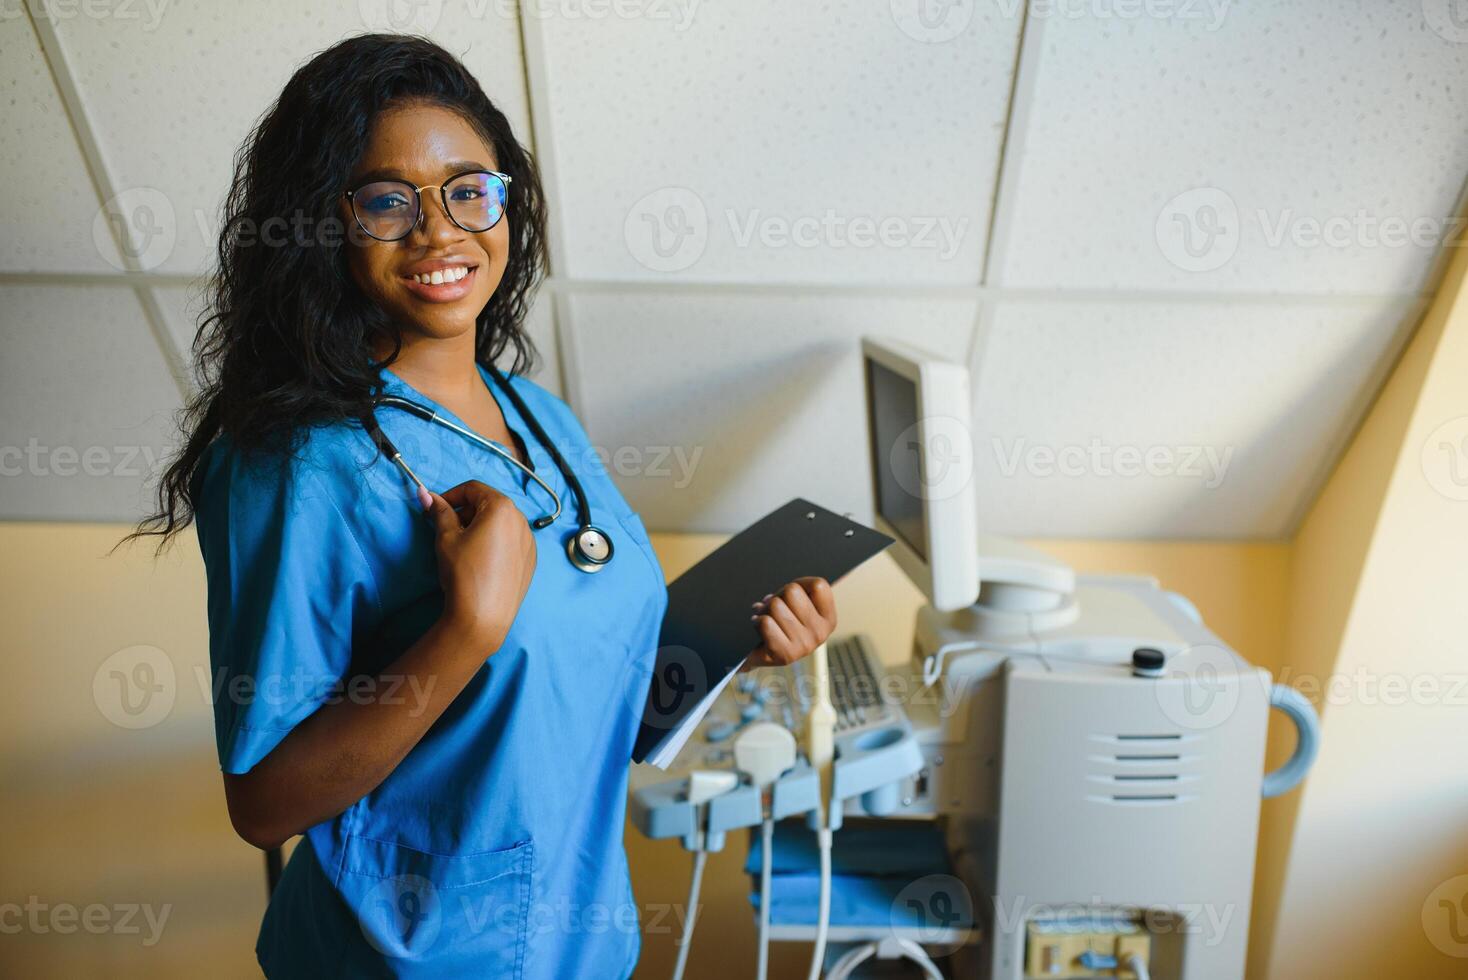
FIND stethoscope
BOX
[359,364,614,573]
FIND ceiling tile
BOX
[535,1,1022,284]
[995,1,1468,293]
[0,285,182,522]
[0,21,122,272]
[973,296,1418,537]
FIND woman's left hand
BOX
[746,577,837,669]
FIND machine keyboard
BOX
[826,634,892,733]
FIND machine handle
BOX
[1261,684,1320,798]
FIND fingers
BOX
[440,480,501,514]
[749,613,797,667]
[749,578,836,667]
[792,576,837,627]
[425,491,463,536]
[766,585,813,650]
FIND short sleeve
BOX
[194,440,380,775]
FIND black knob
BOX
[1132,647,1166,677]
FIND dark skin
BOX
[222,102,836,850]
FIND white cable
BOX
[828,938,943,980]
[894,938,945,980]
[736,722,796,980]
[807,826,832,980]
[805,647,837,788]
[757,818,774,980]
[1127,953,1151,980]
[804,643,836,980]
[670,848,707,980]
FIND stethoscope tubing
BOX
[371,393,564,528]
[359,365,613,574]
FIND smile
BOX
[401,264,478,302]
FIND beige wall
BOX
[1253,238,1468,979]
[0,523,1288,977]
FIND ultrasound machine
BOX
[628,337,1320,979]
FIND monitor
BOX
[861,337,980,612]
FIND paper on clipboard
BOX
[632,498,894,768]
[642,667,743,769]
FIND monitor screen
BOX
[866,359,926,561]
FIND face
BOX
[341,103,509,348]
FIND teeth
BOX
[412,266,469,285]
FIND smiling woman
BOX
[122,32,835,980]
[120,35,547,504]
[338,110,513,342]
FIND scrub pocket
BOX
[337,834,533,978]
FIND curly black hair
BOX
[130,33,549,547]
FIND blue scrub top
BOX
[194,364,668,979]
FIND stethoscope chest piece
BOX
[568,524,614,573]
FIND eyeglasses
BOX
[343,169,512,242]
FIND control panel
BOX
[628,634,926,844]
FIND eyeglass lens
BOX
[351,172,508,240]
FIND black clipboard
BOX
[631,498,893,766]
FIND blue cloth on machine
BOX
[744,822,973,929]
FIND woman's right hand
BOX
[225,481,536,849]
[425,480,537,652]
